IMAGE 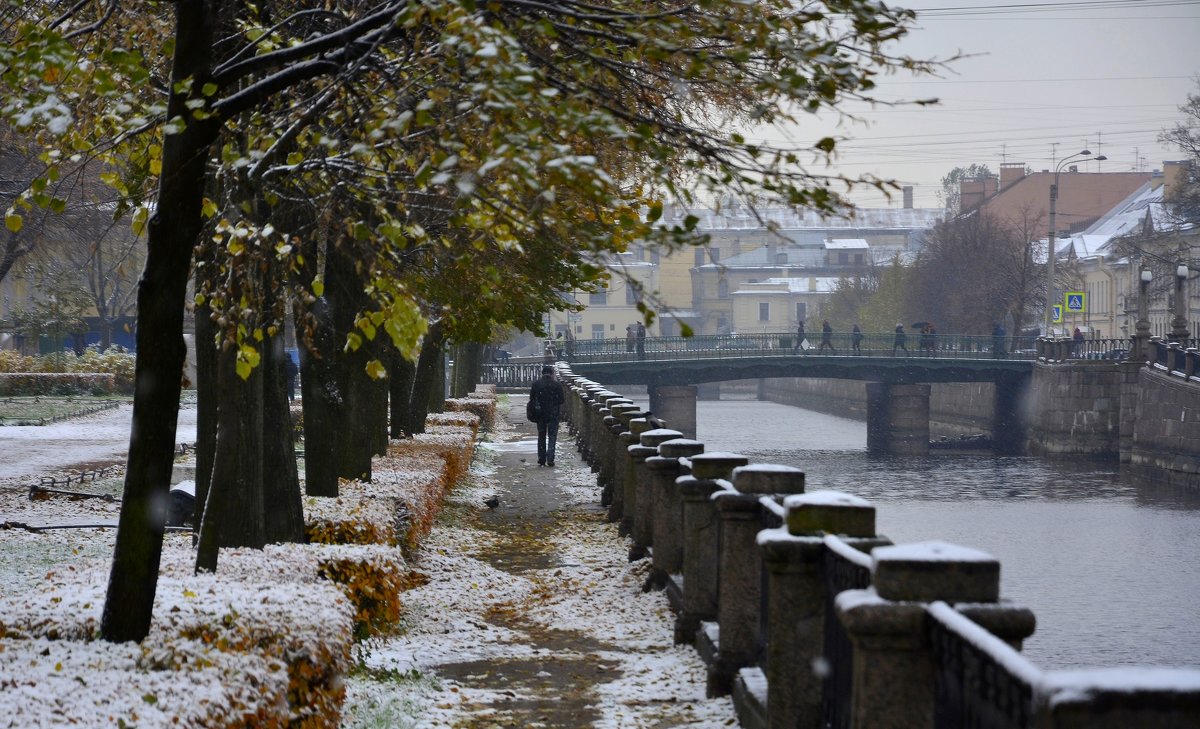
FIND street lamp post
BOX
[1134,266,1152,362]
[1044,150,1107,336]
[1172,263,1190,343]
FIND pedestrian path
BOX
[342,396,736,728]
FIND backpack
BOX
[526,396,542,423]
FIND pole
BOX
[1172,263,1189,343]
[1045,180,1058,336]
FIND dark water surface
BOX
[649,397,1200,670]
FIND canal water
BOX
[632,395,1200,670]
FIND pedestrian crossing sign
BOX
[1064,292,1087,313]
[1052,304,1063,323]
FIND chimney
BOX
[902,186,914,208]
[1163,160,1191,203]
[959,177,997,213]
[1000,163,1025,191]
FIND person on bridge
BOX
[625,325,636,354]
[892,323,909,356]
[851,323,863,354]
[792,320,807,354]
[992,322,1007,358]
[819,320,837,354]
[636,322,646,359]
[530,365,565,467]
[1072,327,1085,357]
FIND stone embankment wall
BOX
[758,378,995,438]
[1125,366,1200,489]
[1023,362,1136,458]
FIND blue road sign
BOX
[1065,292,1087,313]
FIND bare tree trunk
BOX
[326,243,374,480]
[261,329,304,543]
[407,320,445,435]
[297,295,342,496]
[196,340,266,572]
[388,351,415,438]
[452,341,483,397]
[101,0,222,642]
[193,298,218,526]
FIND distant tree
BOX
[907,212,1035,335]
[857,256,914,331]
[940,164,996,215]
[1159,79,1200,223]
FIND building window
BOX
[718,279,730,299]
[855,253,864,265]
[589,289,607,305]
[838,251,849,265]
[796,302,806,322]
[626,285,638,305]
[695,248,706,267]
[759,302,770,321]
[592,324,605,339]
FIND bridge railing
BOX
[478,362,545,388]
[1036,337,1133,363]
[557,365,1200,729]
[559,331,1038,363]
[1149,337,1200,381]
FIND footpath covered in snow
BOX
[344,397,737,727]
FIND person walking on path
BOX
[792,320,807,354]
[819,320,837,354]
[851,323,864,355]
[625,325,636,354]
[992,322,1007,359]
[636,322,646,360]
[530,365,565,466]
[892,323,909,356]
[284,352,299,401]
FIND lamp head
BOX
[1142,269,1153,283]
[1095,155,1107,161]
[1079,149,1091,156]
[1178,264,1189,279]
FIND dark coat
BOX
[530,375,565,422]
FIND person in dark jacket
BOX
[284,352,299,401]
[892,323,909,356]
[819,320,837,354]
[530,365,565,466]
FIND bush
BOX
[0,346,136,395]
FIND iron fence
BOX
[545,332,1040,364]
[927,601,1041,729]
[821,535,874,729]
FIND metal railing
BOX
[821,535,874,729]
[478,362,545,388]
[927,602,1041,729]
[1149,337,1200,379]
[537,332,1042,364]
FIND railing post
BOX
[743,492,888,729]
[1188,348,1199,379]
[676,451,748,645]
[605,402,639,519]
[647,438,705,594]
[706,465,806,698]
[622,416,655,549]
[612,405,647,531]
[837,541,1003,729]
[631,427,683,561]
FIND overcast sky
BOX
[760,0,1200,209]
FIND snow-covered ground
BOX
[0,402,198,483]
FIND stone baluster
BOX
[1187,348,1198,379]
[620,416,653,539]
[706,465,807,698]
[646,438,704,593]
[600,399,635,509]
[630,427,683,561]
[675,451,748,645]
[737,491,888,729]
[836,541,1035,729]
[607,403,642,523]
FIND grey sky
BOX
[764,0,1200,209]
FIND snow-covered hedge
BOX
[0,391,495,727]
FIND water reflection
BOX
[638,397,1200,670]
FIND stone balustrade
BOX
[554,364,1200,729]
